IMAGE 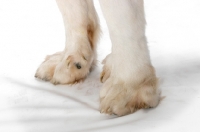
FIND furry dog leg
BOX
[35,0,100,84]
[99,0,160,116]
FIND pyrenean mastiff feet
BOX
[35,0,161,116]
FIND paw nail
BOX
[75,63,81,69]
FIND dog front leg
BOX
[99,0,160,116]
[35,0,100,84]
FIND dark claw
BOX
[75,63,82,69]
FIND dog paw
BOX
[100,64,160,116]
[100,76,160,116]
[35,51,95,84]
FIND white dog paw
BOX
[35,50,95,84]
[100,63,160,116]
[100,77,160,116]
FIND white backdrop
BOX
[0,0,200,132]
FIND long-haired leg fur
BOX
[35,0,160,116]
[35,0,100,84]
[99,0,160,116]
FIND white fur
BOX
[35,0,160,116]
[35,0,100,84]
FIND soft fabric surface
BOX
[1,0,200,132]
